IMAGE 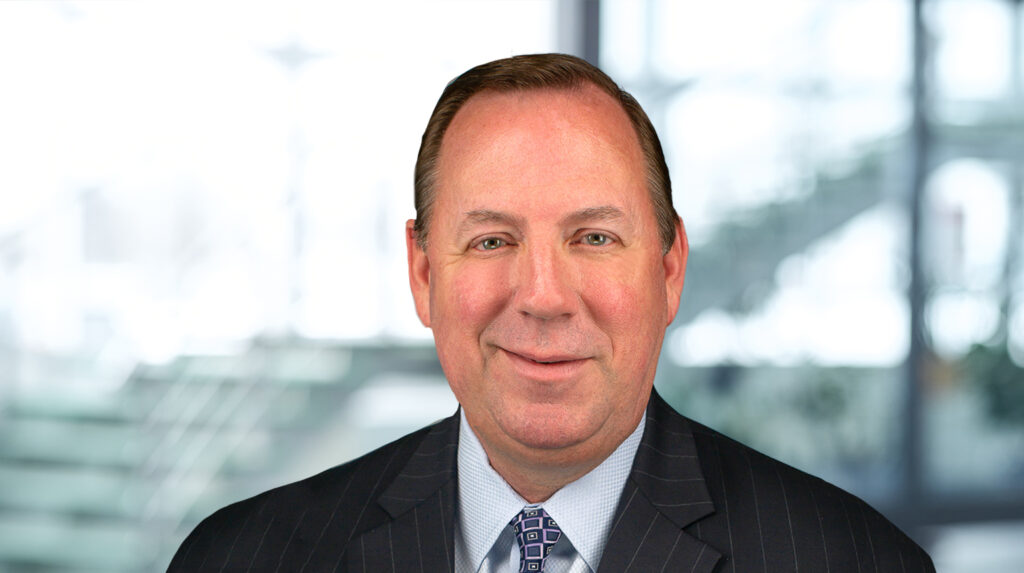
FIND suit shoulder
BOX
[167,421,439,572]
[684,417,934,572]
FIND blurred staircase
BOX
[680,138,903,323]
[0,342,442,572]
[680,109,1024,323]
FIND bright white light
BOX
[933,0,1011,100]
[927,291,1001,358]
[668,309,740,366]
[926,159,1010,290]
[670,207,909,366]
[655,0,807,79]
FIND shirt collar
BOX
[456,410,646,572]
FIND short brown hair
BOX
[413,53,678,252]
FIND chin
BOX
[498,407,597,451]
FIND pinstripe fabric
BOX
[168,391,934,572]
[168,419,459,573]
[638,392,936,573]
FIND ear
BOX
[663,217,688,325]
[406,220,432,327]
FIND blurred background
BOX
[1,0,1022,571]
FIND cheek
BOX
[431,263,513,409]
[431,262,510,331]
[583,264,667,334]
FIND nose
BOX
[514,243,577,320]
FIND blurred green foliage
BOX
[965,343,1024,426]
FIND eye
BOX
[475,237,507,251]
[581,232,613,246]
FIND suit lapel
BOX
[345,392,722,572]
[598,390,722,573]
[347,413,460,572]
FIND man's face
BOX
[407,85,687,469]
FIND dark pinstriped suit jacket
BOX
[168,390,934,572]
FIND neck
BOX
[471,415,644,504]
[487,452,597,503]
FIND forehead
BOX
[434,86,648,217]
[441,85,641,168]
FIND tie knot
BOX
[510,506,562,572]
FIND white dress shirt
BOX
[454,410,645,573]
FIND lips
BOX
[499,347,590,382]
[507,349,587,364]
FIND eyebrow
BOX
[457,210,527,238]
[559,205,626,227]
[456,205,627,237]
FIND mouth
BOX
[499,347,590,381]
[505,348,587,364]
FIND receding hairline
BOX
[437,83,648,174]
[446,82,637,128]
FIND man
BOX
[169,54,934,572]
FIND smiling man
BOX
[169,54,934,573]
[409,83,683,511]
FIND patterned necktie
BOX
[510,506,562,572]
